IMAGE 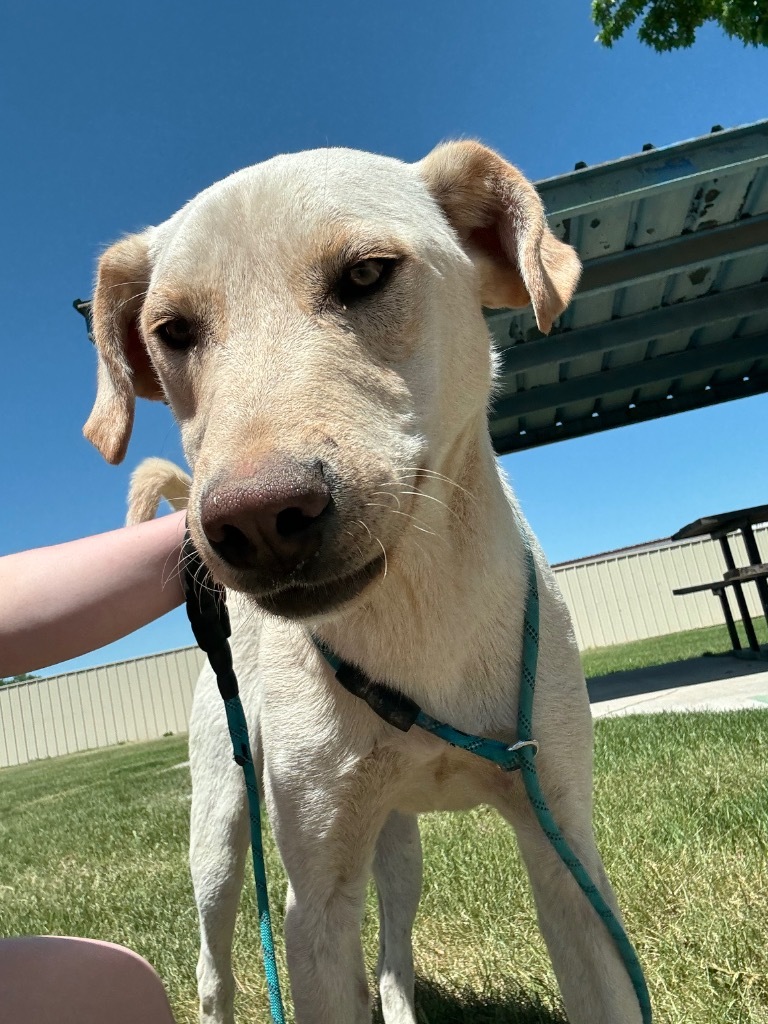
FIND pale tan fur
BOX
[84,232,163,464]
[126,457,191,526]
[418,141,581,330]
[87,143,642,1024]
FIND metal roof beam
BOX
[498,281,768,375]
[576,212,768,298]
[493,332,768,420]
[536,121,768,220]
[492,370,768,454]
[488,212,768,335]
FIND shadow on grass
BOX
[374,976,566,1024]
[586,649,767,703]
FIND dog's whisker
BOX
[391,488,463,523]
[356,518,373,542]
[162,548,185,589]
[164,554,193,587]
[397,466,478,501]
[380,508,441,539]
[111,289,149,317]
[392,515,441,538]
[188,557,221,606]
[363,502,446,544]
[171,551,203,582]
[373,535,388,578]
[236,599,262,633]
[371,489,402,511]
[342,528,366,563]
[407,537,433,563]
[102,280,152,292]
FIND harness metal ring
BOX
[507,739,539,755]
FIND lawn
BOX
[580,619,768,678]
[1,711,767,1023]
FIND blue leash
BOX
[511,530,652,1022]
[182,529,651,1024]
[222,696,285,1023]
[181,536,285,1024]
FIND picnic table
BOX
[672,503,768,654]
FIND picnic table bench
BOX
[673,564,768,652]
[724,562,768,583]
[672,505,768,656]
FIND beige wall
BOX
[553,525,767,649]
[0,647,204,769]
[2,525,765,767]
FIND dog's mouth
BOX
[237,552,387,619]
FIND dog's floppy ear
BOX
[418,141,581,334]
[83,230,164,464]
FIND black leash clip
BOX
[182,530,239,701]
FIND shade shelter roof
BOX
[488,121,768,454]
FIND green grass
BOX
[581,619,768,678]
[1,713,767,1023]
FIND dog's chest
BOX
[384,735,522,815]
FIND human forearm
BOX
[0,511,186,676]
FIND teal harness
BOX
[182,531,652,1024]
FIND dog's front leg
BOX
[283,879,370,1024]
[373,811,421,1024]
[505,783,644,1024]
[265,758,395,1024]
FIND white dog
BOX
[85,142,642,1024]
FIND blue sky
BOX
[1,1,767,675]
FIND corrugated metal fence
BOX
[0,647,203,769]
[553,525,767,649]
[1,525,765,767]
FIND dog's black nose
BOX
[200,457,332,574]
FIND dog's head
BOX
[85,142,579,618]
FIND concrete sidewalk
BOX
[587,653,768,718]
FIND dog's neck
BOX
[311,417,529,725]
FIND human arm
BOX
[0,511,186,676]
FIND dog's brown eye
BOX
[349,259,385,288]
[337,258,396,305]
[157,317,196,350]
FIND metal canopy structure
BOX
[488,120,768,455]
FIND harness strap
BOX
[313,638,421,731]
[311,636,536,771]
